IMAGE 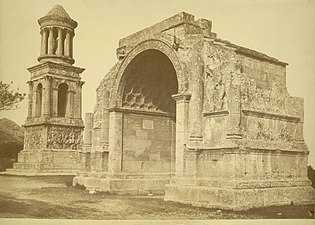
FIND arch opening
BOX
[35,83,43,117]
[58,83,68,117]
[121,49,178,113]
[118,49,178,173]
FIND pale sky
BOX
[0,0,315,165]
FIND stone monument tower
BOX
[11,5,85,173]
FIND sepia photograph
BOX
[0,0,314,224]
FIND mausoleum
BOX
[10,5,85,173]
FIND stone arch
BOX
[122,49,178,113]
[110,39,187,108]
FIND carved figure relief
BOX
[241,79,287,114]
[204,44,243,112]
[246,121,293,142]
[47,126,82,150]
[24,126,44,149]
[93,90,103,128]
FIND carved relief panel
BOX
[241,79,288,114]
[243,118,295,142]
[204,43,243,112]
[47,126,82,150]
[24,126,45,150]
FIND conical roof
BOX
[38,4,77,29]
[46,5,71,19]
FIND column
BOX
[48,27,54,55]
[75,81,84,119]
[64,30,71,57]
[52,87,58,116]
[188,46,204,142]
[108,110,123,173]
[32,82,37,118]
[82,113,94,171]
[40,28,48,55]
[172,93,191,177]
[69,32,74,58]
[43,76,51,116]
[65,86,72,118]
[66,90,74,118]
[185,45,204,179]
[77,84,82,119]
[27,81,33,118]
[226,84,242,139]
[57,28,64,56]
[84,113,94,146]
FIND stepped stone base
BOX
[73,172,173,195]
[5,168,77,175]
[11,150,80,173]
[164,179,315,211]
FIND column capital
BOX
[76,80,85,87]
[43,75,53,81]
[65,29,74,36]
[172,93,191,102]
[41,27,48,32]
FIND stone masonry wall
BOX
[122,113,175,173]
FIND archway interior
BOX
[58,83,68,117]
[121,49,178,173]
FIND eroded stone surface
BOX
[74,11,314,210]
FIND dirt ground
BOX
[0,175,313,220]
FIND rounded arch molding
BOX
[109,39,188,108]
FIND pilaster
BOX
[188,44,204,143]
[172,93,191,177]
[108,110,123,173]
[27,81,33,118]
[226,84,242,139]
[43,75,51,116]
[100,90,110,146]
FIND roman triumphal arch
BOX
[74,12,314,210]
